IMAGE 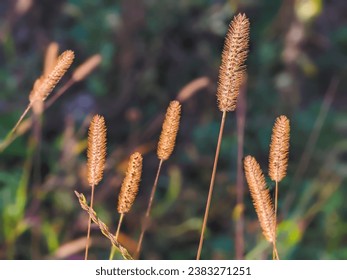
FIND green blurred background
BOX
[0,0,347,260]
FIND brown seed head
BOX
[72,54,102,82]
[244,155,275,242]
[157,100,181,160]
[117,152,143,214]
[217,13,250,112]
[269,115,290,182]
[87,114,107,187]
[29,50,75,103]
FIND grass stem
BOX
[196,110,226,260]
[135,159,163,259]
[10,104,32,137]
[109,213,124,260]
[273,180,279,260]
[45,79,74,109]
[85,184,95,260]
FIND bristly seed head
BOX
[87,114,107,187]
[157,100,181,160]
[117,152,143,214]
[217,13,250,112]
[29,50,75,103]
[244,155,275,242]
[269,115,290,182]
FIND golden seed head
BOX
[269,115,290,182]
[244,155,275,242]
[217,13,250,112]
[87,114,107,187]
[29,50,75,103]
[157,100,181,160]
[72,54,102,82]
[117,152,143,214]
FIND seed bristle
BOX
[29,50,75,103]
[118,152,143,214]
[217,13,250,112]
[157,100,181,160]
[244,155,275,242]
[269,115,290,182]
[87,114,107,187]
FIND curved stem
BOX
[135,159,163,259]
[196,110,227,260]
[109,213,124,260]
[85,185,95,260]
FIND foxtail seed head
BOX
[269,115,290,182]
[217,13,250,112]
[117,152,143,214]
[244,155,275,242]
[87,114,107,187]
[157,100,181,160]
[29,50,75,103]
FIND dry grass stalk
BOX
[45,54,101,109]
[87,114,107,187]
[134,160,163,259]
[109,152,142,260]
[7,49,74,140]
[32,99,44,116]
[268,115,290,260]
[244,156,275,242]
[196,110,227,260]
[43,42,59,77]
[197,13,250,260]
[176,76,210,102]
[157,100,181,160]
[135,101,181,259]
[72,54,102,82]
[269,115,290,182]
[118,152,143,214]
[85,114,107,260]
[75,191,133,260]
[217,13,250,112]
[29,50,75,103]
